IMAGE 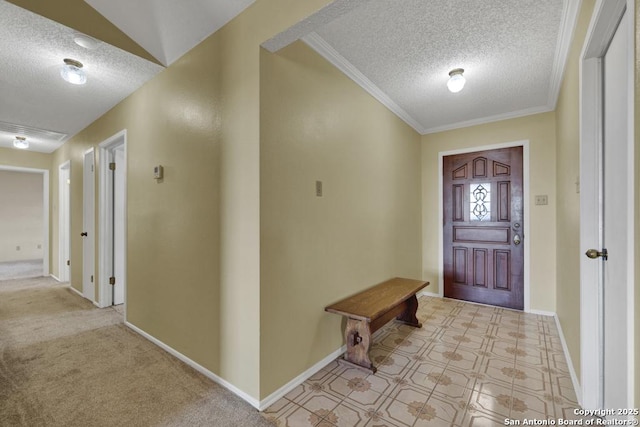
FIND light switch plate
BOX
[535,195,548,205]
[153,165,164,179]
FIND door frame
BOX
[98,130,127,309]
[82,148,96,303]
[579,0,635,410]
[58,161,71,282]
[438,140,531,311]
[0,165,49,277]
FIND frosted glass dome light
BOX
[61,58,87,85]
[447,68,466,93]
[13,136,28,149]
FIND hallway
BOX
[0,276,271,427]
[264,296,591,426]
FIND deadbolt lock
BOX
[585,248,608,260]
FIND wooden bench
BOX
[325,277,429,373]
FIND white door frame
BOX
[58,161,71,282]
[98,130,127,309]
[82,148,96,303]
[437,140,531,311]
[579,0,635,409]
[0,165,49,277]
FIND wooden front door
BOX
[443,147,524,310]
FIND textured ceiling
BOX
[274,0,579,134]
[1,0,580,154]
[0,0,256,154]
[84,0,256,66]
[4,0,160,65]
[0,0,163,153]
[311,0,573,133]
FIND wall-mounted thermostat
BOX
[153,165,164,180]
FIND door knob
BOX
[585,248,608,260]
[513,234,521,245]
[81,232,88,237]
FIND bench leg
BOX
[342,318,376,374]
[396,295,422,328]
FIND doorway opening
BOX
[442,146,524,310]
[98,130,127,312]
[0,166,49,280]
[438,140,531,311]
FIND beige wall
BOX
[0,147,51,170]
[422,112,557,312]
[48,0,334,401]
[0,170,44,262]
[214,0,333,397]
[554,0,595,384]
[260,42,422,397]
[50,31,228,397]
[52,29,224,375]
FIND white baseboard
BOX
[123,307,583,413]
[125,321,261,410]
[553,313,582,405]
[50,274,61,282]
[528,309,555,317]
[259,345,346,410]
[418,290,441,298]
[66,283,100,307]
[68,285,83,297]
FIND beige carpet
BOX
[0,277,274,427]
[0,259,43,280]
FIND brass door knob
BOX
[585,248,608,260]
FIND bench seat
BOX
[325,277,429,373]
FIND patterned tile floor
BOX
[264,296,592,426]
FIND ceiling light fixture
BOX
[60,58,87,85]
[13,136,28,149]
[447,68,466,93]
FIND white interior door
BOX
[82,149,95,302]
[98,130,127,309]
[580,0,634,412]
[601,9,631,411]
[113,146,125,305]
[58,161,71,282]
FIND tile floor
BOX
[263,296,593,426]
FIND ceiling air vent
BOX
[0,121,67,142]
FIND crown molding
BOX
[303,0,580,137]
[548,0,582,110]
[302,32,427,134]
[422,105,553,135]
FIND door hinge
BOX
[91,275,94,283]
[109,162,116,171]
[66,259,70,266]
[91,165,94,172]
[109,276,116,285]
